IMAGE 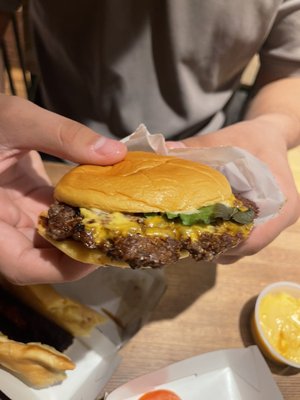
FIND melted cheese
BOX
[259,292,300,364]
[80,207,252,245]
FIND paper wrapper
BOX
[122,124,285,224]
[105,346,283,400]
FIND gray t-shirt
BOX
[3,0,300,138]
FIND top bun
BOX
[54,151,232,213]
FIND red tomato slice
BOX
[139,389,181,400]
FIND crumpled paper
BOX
[122,124,285,224]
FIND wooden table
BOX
[45,146,300,399]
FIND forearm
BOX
[245,77,300,149]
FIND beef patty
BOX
[41,200,256,268]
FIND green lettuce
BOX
[163,203,255,226]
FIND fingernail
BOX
[92,137,126,158]
[166,141,186,149]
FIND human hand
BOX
[180,114,300,263]
[0,95,127,284]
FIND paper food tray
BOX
[0,331,120,400]
[105,346,283,400]
[0,267,166,400]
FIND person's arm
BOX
[245,76,300,149]
[0,94,126,284]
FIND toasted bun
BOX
[37,214,189,268]
[54,151,232,213]
[0,334,75,389]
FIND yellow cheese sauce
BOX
[259,292,300,363]
[79,207,252,245]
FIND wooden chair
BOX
[0,8,38,100]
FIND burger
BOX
[38,151,258,268]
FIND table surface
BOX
[44,146,300,399]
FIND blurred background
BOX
[3,5,299,173]
[0,3,36,99]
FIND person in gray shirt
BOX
[0,0,299,283]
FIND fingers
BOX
[1,95,127,165]
[0,222,96,284]
[166,141,186,149]
[6,249,96,285]
[216,255,242,265]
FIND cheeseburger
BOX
[38,151,258,268]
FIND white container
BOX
[105,346,283,400]
[252,281,300,368]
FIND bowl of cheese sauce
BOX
[252,281,300,368]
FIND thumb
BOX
[1,95,127,165]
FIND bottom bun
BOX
[38,221,127,268]
[37,218,189,269]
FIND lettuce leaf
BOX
[164,203,255,226]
